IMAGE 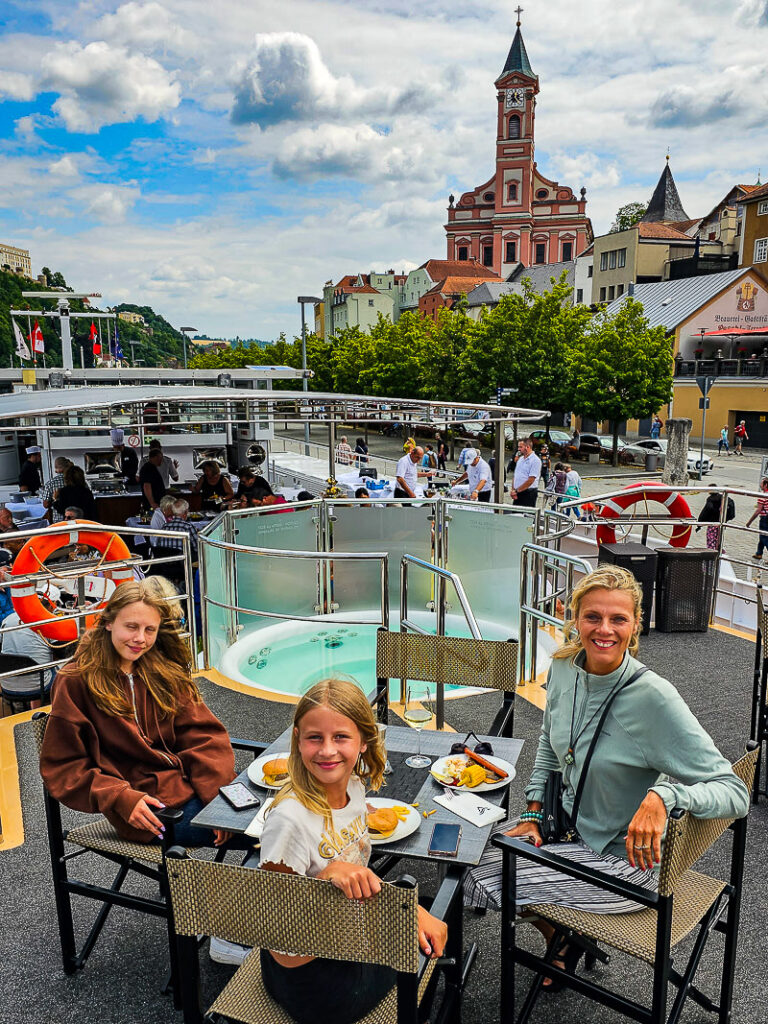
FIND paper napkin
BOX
[244,797,274,838]
[433,791,506,828]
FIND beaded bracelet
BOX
[519,810,543,822]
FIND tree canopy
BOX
[610,201,648,233]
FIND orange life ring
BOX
[10,521,133,643]
[595,483,693,547]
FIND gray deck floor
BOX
[2,627,766,1023]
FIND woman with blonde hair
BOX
[258,677,447,1024]
[465,564,748,987]
[41,578,239,847]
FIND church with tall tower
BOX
[444,11,593,277]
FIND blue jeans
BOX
[757,516,768,558]
[170,796,253,850]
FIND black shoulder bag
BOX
[540,665,647,844]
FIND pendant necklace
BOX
[564,661,629,767]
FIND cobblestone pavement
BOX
[277,423,768,580]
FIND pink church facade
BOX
[445,23,592,278]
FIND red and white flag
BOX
[31,320,45,354]
[90,321,101,357]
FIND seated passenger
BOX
[156,498,199,559]
[234,468,274,508]
[464,566,749,988]
[40,579,241,847]
[193,460,234,504]
[150,494,175,531]
[0,505,24,558]
[259,678,447,1024]
[54,465,97,521]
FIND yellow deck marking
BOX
[711,622,756,642]
[0,707,41,852]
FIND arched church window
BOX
[507,182,518,202]
[508,114,521,139]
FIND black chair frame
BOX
[0,653,49,714]
[35,710,266,1008]
[494,810,749,1024]
[750,586,767,801]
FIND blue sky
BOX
[0,0,766,340]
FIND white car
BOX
[624,438,711,475]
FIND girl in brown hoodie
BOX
[40,578,238,846]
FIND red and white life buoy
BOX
[595,483,693,547]
[10,521,133,643]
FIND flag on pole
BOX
[12,319,32,361]
[114,324,124,362]
[90,321,101,358]
[31,320,45,354]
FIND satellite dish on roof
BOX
[246,442,266,466]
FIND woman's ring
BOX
[634,844,651,850]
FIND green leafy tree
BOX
[457,274,591,411]
[611,201,648,233]
[330,325,376,394]
[357,312,429,398]
[420,300,473,401]
[565,297,673,464]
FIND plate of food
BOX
[366,798,421,845]
[430,753,515,793]
[247,752,291,790]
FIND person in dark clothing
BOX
[193,461,234,504]
[19,445,43,493]
[138,449,166,510]
[435,433,448,472]
[111,430,139,485]
[354,438,369,464]
[235,469,274,507]
[696,489,736,550]
[54,465,97,520]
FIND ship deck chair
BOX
[33,711,266,1007]
[373,627,518,737]
[493,745,757,1024]
[750,586,768,801]
[166,850,449,1024]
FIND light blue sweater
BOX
[525,651,749,860]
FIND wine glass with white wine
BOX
[404,684,433,768]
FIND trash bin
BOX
[644,452,659,472]
[655,547,718,632]
[598,542,656,635]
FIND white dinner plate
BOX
[247,752,291,790]
[430,754,515,793]
[366,797,421,846]
[244,797,274,838]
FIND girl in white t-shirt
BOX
[259,678,447,1024]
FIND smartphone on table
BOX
[428,822,462,858]
[219,782,261,811]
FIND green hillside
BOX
[0,272,187,368]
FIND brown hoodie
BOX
[40,663,235,842]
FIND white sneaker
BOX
[210,937,251,965]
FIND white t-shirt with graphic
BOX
[260,778,371,878]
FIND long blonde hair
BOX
[61,578,199,717]
[270,678,386,824]
[554,565,642,662]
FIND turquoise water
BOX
[221,621,495,699]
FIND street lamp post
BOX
[297,296,322,455]
[180,327,198,370]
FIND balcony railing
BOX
[675,357,768,379]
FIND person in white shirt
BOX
[335,436,353,466]
[510,437,542,507]
[395,447,429,499]
[140,442,179,488]
[454,448,493,502]
[150,495,175,531]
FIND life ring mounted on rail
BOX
[10,521,133,643]
[595,483,693,547]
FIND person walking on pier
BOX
[717,426,731,456]
[734,420,748,456]
[747,478,768,560]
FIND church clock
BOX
[505,88,525,109]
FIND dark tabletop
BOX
[193,726,523,869]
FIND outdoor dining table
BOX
[193,725,523,1018]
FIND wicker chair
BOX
[374,627,518,736]
[750,586,768,801]
[32,711,266,1006]
[165,850,445,1024]
[493,745,758,1024]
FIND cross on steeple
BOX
[515,5,524,26]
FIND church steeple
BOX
[498,8,537,82]
[641,156,689,223]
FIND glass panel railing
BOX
[444,504,535,639]
[331,503,434,623]
[199,520,232,667]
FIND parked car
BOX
[579,433,635,464]
[623,438,712,475]
[522,427,573,455]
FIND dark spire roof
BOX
[641,158,689,223]
[499,26,536,80]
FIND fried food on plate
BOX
[262,758,289,786]
[367,806,400,838]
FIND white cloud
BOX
[94,2,196,52]
[272,124,415,182]
[49,155,80,178]
[40,41,181,132]
[75,184,142,223]
[0,70,35,101]
[231,31,437,126]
